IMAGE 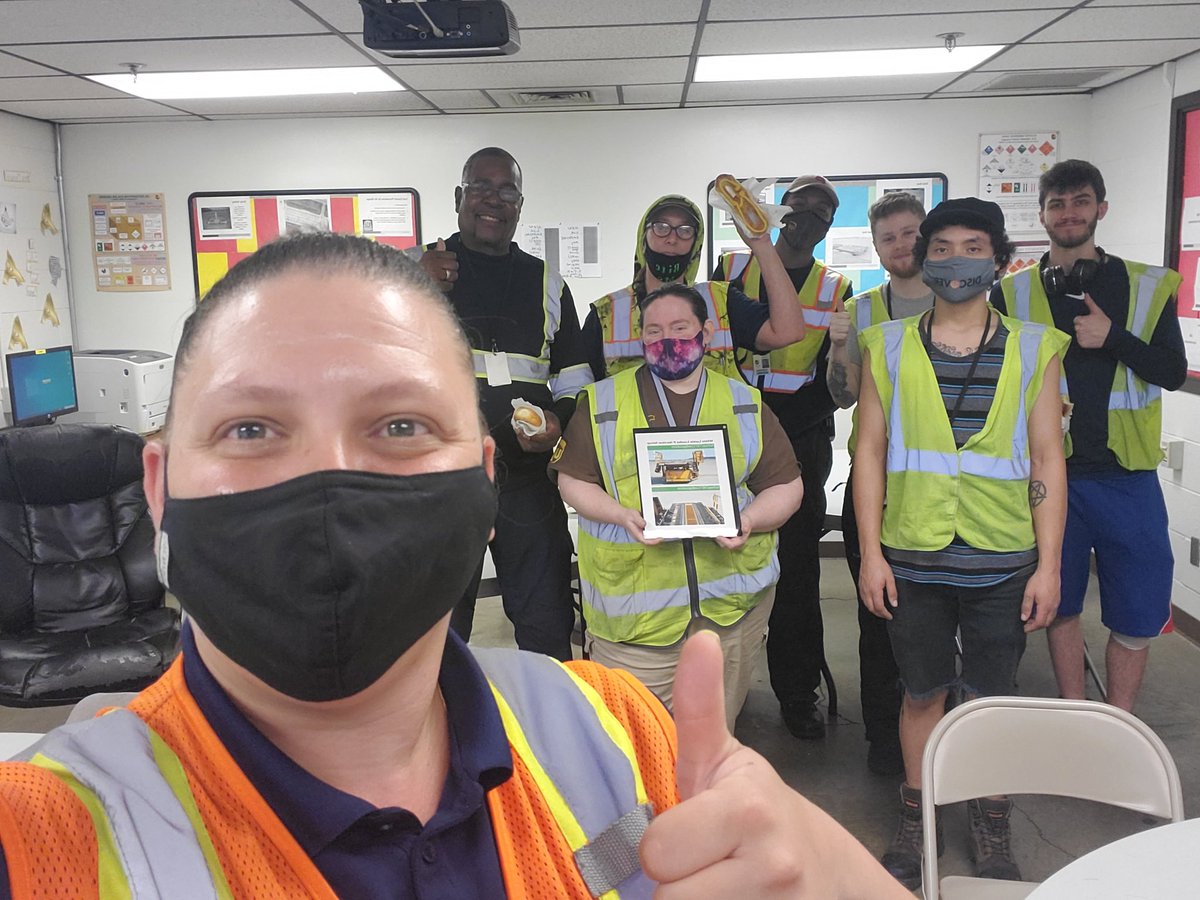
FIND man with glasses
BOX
[583,194,805,381]
[416,147,593,661]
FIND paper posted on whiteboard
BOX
[519,223,601,278]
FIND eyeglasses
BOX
[647,221,697,240]
[461,181,522,204]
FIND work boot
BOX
[780,701,825,739]
[881,784,942,891]
[967,797,1022,881]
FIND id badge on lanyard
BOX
[484,352,512,386]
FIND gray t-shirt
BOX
[847,285,935,365]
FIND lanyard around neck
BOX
[921,307,993,432]
[650,368,707,428]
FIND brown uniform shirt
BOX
[550,366,800,493]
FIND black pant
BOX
[451,476,575,661]
[766,423,832,707]
[841,467,902,745]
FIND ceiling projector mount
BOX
[361,0,520,58]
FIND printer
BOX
[67,349,173,434]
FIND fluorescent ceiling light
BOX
[85,67,404,100]
[694,46,1005,82]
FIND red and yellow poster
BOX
[188,189,421,299]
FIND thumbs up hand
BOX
[639,631,910,898]
[829,294,851,348]
[1072,293,1111,349]
[418,237,459,293]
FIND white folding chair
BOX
[920,696,1184,899]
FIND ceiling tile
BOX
[0,75,131,101]
[946,65,1148,93]
[979,38,1200,70]
[205,109,438,119]
[390,57,687,91]
[504,0,702,28]
[0,0,328,43]
[622,83,684,104]
[1031,6,1200,41]
[168,90,430,116]
[55,114,200,124]
[421,90,496,110]
[0,96,188,121]
[0,51,62,77]
[5,35,373,74]
[701,10,1067,55]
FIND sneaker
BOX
[967,797,1022,881]
[881,784,942,892]
[867,737,905,776]
[780,701,825,739]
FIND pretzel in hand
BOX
[714,174,770,237]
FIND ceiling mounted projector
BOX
[361,0,520,58]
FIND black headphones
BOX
[1040,247,1106,297]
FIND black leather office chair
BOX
[0,423,180,707]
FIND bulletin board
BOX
[705,172,948,294]
[1166,89,1200,395]
[188,188,421,300]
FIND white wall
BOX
[59,94,1092,357]
[1090,51,1200,623]
[0,110,73,419]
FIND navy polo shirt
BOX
[0,627,514,899]
[180,624,512,898]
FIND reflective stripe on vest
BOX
[579,367,778,644]
[474,647,655,898]
[22,652,656,900]
[1001,260,1180,469]
[845,286,889,458]
[22,711,231,900]
[724,252,849,392]
[594,282,740,379]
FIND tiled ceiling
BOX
[0,0,1198,123]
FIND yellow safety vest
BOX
[578,367,779,646]
[845,284,889,457]
[999,259,1181,470]
[722,252,849,393]
[861,313,1069,552]
[590,281,741,379]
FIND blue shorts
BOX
[1060,470,1173,638]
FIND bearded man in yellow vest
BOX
[581,194,806,382]
[712,174,854,741]
[992,159,1186,715]
[856,198,1068,891]
[0,235,910,900]
[825,191,934,777]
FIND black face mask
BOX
[157,467,497,702]
[644,246,691,282]
[782,209,832,250]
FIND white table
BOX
[1028,817,1200,898]
[0,733,43,760]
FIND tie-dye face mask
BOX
[643,332,706,381]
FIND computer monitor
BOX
[5,345,79,427]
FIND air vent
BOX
[510,89,596,106]
[978,69,1119,92]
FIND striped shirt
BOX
[885,318,1039,588]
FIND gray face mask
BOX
[921,256,996,304]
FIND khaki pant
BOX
[585,588,775,732]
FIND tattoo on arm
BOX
[1028,480,1047,508]
[828,361,855,406]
